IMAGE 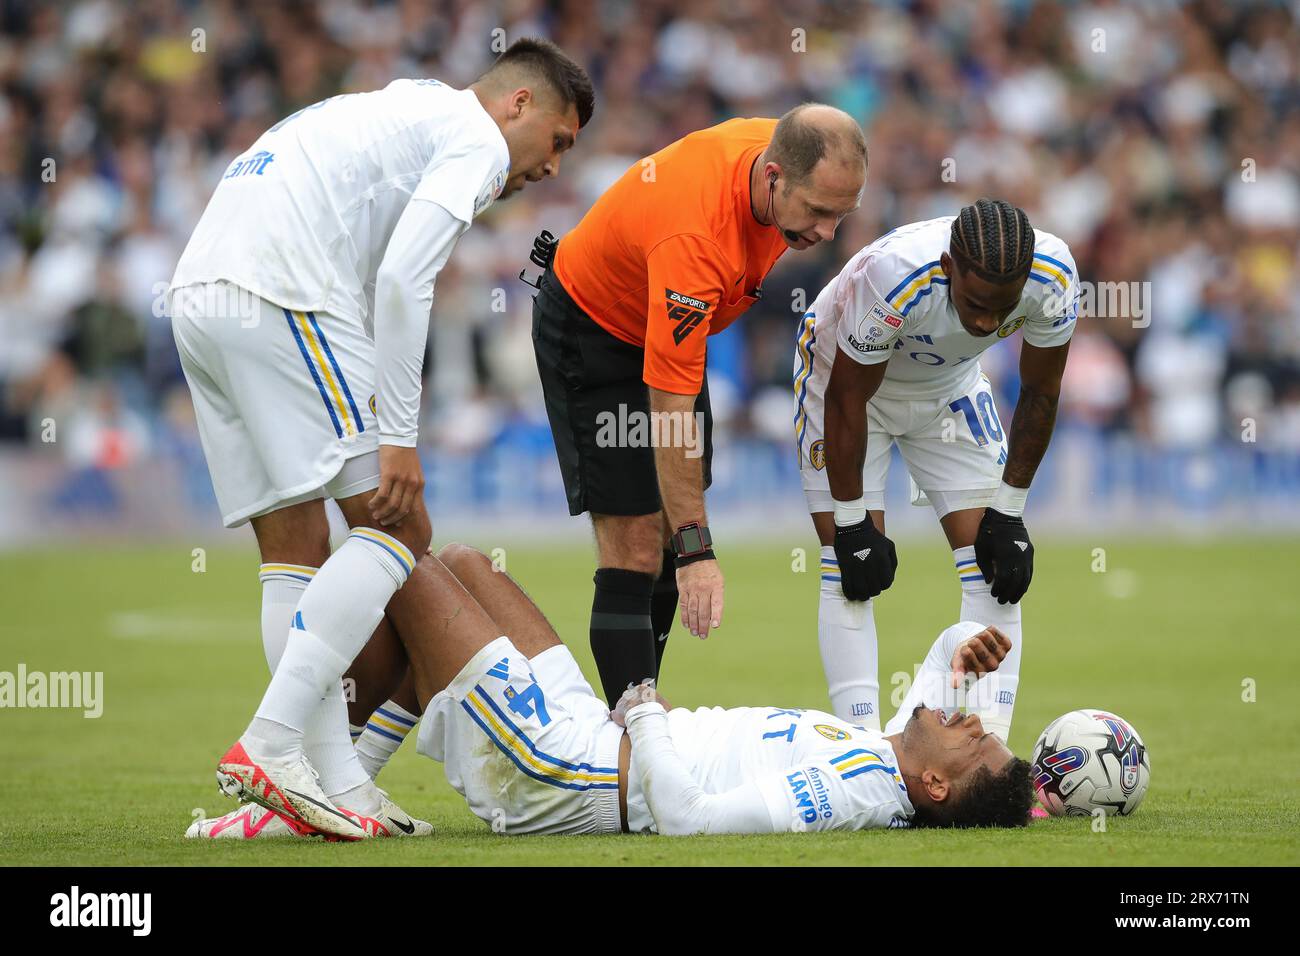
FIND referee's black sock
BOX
[590,567,656,707]
[650,548,678,679]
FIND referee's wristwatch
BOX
[671,522,715,567]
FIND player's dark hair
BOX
[949,198,1034,284]
[912,756,1035,829]
[483,37,594,127]
[769,103,868,187]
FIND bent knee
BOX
[436,542,491,576]
[385,507,432,558]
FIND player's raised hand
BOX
[611,678,660,727]
[677,557,723,639]
[950,626,1012,688]
[833,517,897,601]
[974,508,1034,604]
[371,444,425,527]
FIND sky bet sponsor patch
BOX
[664,288,712,344]
[854,302,902,346]
[870,302,903,329]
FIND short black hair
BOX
[768,103,867,187]
[482,37,594,128]
[912,756,1035,829]
[950,198,1035,284]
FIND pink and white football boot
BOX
[337,792,434,838]
[186,802,316,840]
[216,738,365,841]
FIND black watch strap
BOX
[674,549,716,569]
[671,522,713,558]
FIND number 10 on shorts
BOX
[948,391,1003,447]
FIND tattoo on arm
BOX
[1003,386,1059,489]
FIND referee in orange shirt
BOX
[531,104,867,704]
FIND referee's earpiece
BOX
[768,171,803,244]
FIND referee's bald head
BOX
[769,103,868,186]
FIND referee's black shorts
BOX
[532,261,713,517]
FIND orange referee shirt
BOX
[554,117,787,395]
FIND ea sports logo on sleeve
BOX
[664,288,712,344]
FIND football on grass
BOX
[1031,709,1150,817]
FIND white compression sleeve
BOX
[625,703,775,835]
[373,199,469,447]
[882,621,990,736]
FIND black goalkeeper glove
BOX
[974,508,1034,604]
[833,518,898,601]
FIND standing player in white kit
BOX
[168,39,593,839]
[793,199,1079,739]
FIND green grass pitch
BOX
[1,535,1297,866]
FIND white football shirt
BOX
[626,705,914,833]
[813,216,1079,401]
[169,78,510,329]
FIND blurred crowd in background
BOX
[2,0,1299,525]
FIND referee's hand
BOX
[371,445,424,527]
[677,558,724,639]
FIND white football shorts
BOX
[171,280,380,527]
[416,636,624,836]
[795,341,1009,519]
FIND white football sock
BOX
[331,779,384,818]
[355,701,419,781]
[817,546,881,729]
[305,686,373,801]
[954,545,1023,741]
[257,564,375,796]
[258,564,316,669]
[249,530,415,759]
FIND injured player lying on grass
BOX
[195,544,1033,837]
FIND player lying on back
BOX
[356,543,1033,835]
[794,198,1078,739]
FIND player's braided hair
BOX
[949,198,1034,284]
[912,756,1036,829]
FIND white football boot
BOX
[336,784,433,837]
[186,802,316,840]
[216,738,365,841]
